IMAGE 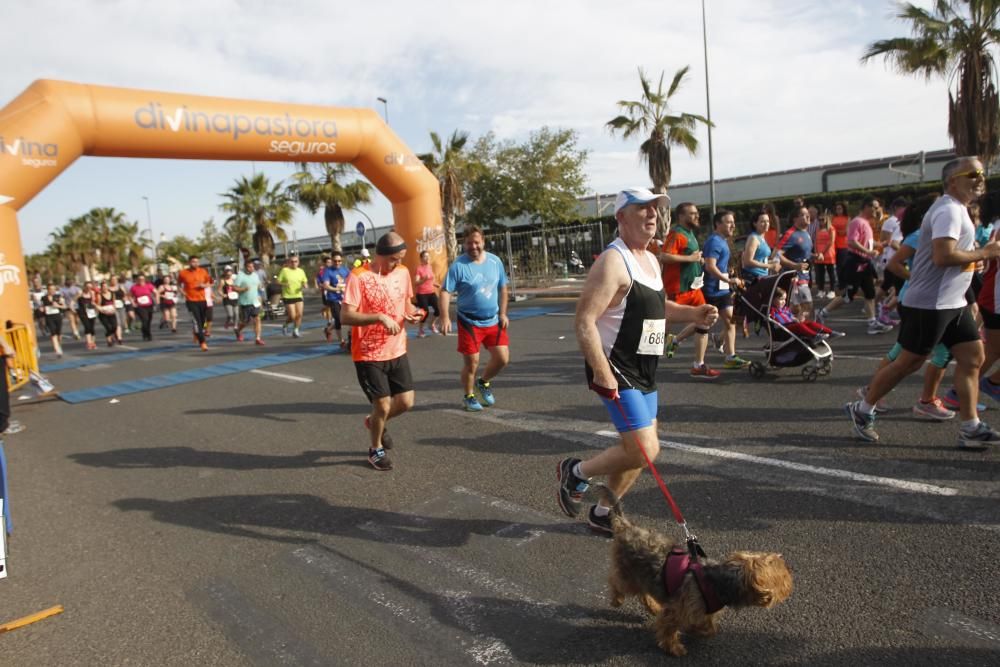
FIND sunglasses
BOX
[954,168,986,180]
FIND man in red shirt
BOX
[342,232,425,471]
[660,203,719,379]
[177,255,213,351]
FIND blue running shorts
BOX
[601,388,658,433]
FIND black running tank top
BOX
[585,238,666,393]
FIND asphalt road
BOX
[1,297,998,666]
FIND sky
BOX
[2,0,950,255]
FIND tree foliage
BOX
[862,0,1000,165]
[464,127,589,230]
[286,163,373,254]
[607,66,711,236]
[219,173,293,266]
[419,130,472,261]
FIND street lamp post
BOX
[376,97,389,125]
[141,195,156,267]
[702,0,717,217]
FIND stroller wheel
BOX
[801,365,819,382]
[748,361,766,379]
[819,358,833,376]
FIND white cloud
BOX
[2,0,953,253]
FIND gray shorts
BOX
[789,283,812,305]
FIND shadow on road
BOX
[70,446,357,470]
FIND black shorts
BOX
[44,314,63,336]
[284,297,303,305]
[842,254,876,301]
[881,269,903,295]
[204,305,214,322]
[355,356,414,401]
[897,304,980,356]
[415,292,441,317]
[239,304,259,321]
[704,292,733,310]
[982,309,1000,330]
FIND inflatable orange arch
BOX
[0,79,445,353]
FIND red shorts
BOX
[671,289,706,307]
[457,319,509,355]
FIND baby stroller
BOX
[734,271,833,382]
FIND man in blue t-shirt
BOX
[702,210,749,369]
[320,252,352,346]
[440,226,510,412]
[777,205,815,320]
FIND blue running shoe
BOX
[476,378,496,406]
[980,376,1000,403]
[941,387,988,413]
[463,394,484,412]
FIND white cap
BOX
[614,187,670,215]
[360,248,370,258]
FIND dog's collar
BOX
[663,547,725,614]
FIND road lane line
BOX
[594,430,958,496]
[250,369,314,383]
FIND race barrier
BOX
[3,324,36,393]
[0,79,444,365]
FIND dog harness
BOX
[663,546,724,614]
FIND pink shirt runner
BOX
[129,283,157,307]
[846,216,873,258]
[415,264,437,295]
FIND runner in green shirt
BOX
[277,254,309,337]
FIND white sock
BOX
[572,462,590,481]
[859,400,875,415]
[593,504,610,517]
[961,418,981,431]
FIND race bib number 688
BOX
[637,318,666,355]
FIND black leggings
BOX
[326,301,343,330]
[79,311,96,336]
[814,264,837,291]
[187,301,208,343]
[99,313,117,339]
[44,315,63,338]
[416,293,440,320]
[136,306,153,340]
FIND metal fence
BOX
[482,221,614,289]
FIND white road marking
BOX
[595,430,959,496]
[544,312,574,317]
[250,369,314,383]
[117,344,140,351]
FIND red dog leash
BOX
[593,383,706,559]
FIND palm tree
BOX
[607,67,711,236]
[286,163,373,254]
[862,1,1000,166]
[83,207,130,274]
[219,173,293,266]
[418,130,471,262]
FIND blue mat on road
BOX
[58,344,346,404]
[55,305,566,404]
[1,442,10,534]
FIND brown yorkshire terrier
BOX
[596,486,793,657]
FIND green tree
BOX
[286,163,373,254]
[220,173,293,266]
[862,0,1000,166]
[158,235,201,265]
[418,130,472,262]
[607,66,711,236]
[198,218,231,261]
[464,128,588,230]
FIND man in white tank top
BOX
[557,187,719,534]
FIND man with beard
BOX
[440,226,510,412]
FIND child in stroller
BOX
[769,287,845,344]
[736,271,836,381]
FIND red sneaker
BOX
[255,338,265,346]
[689,364,720,380]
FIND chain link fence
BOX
[482,221,614,290]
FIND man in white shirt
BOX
[845,156,1000,449]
